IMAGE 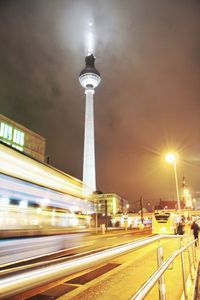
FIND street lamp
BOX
[165,152,181,220]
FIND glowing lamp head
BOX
[165,153,176,164]
[79,54,101,89]
[183,188,189,196]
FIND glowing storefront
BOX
[0,114,46,162]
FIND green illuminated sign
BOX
[0,122,25,151]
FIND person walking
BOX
[191,221,199,246]
[177,221,184,235]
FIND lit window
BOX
[7,125,12,140]
[13,129,24,146]
[20,132,24,146]
[13,129,18,143]
[3,124,8,138]
[0,122,13,140]
[0,122,5,137]
[0,122,25,151]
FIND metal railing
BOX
[131,236,197,300]
[0,234,197,299]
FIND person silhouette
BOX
[191,221,199,246]
[177,222,184,235]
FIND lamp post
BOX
[140,196,144,224]
[95,202,102,234]
[95,200,98,234]
[165,153,181,220]
[125,204,129,231]
[92,192,98,234]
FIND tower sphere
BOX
[79,54,101,89]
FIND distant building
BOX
[0,114,46,162]
[94,192,129,215]
[193,197,200,210]
[155,199,185,210]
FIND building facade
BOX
[155,199,185,210]
[0,114,46,162]
[94,193,129,215]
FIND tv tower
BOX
[79,54,101,194]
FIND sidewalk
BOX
[58,236,198,300]
[180,238,200,300]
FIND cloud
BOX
[0,0,200,208]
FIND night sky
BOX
[0,0,200,210]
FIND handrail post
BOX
[187,243,194,281]
[157,240,166,300]
[194,239,197,264]
[180,238,188,299]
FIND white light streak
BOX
[87,32,94,55]
[86,17,95,55]
[0,235,167,298]
[0,143,84,199]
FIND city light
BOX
[165,152,176,164]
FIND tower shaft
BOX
[83,88,96,193]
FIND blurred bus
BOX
[0,142,93,237]
[152,211,178,234]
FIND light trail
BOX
[0,235,163,298]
